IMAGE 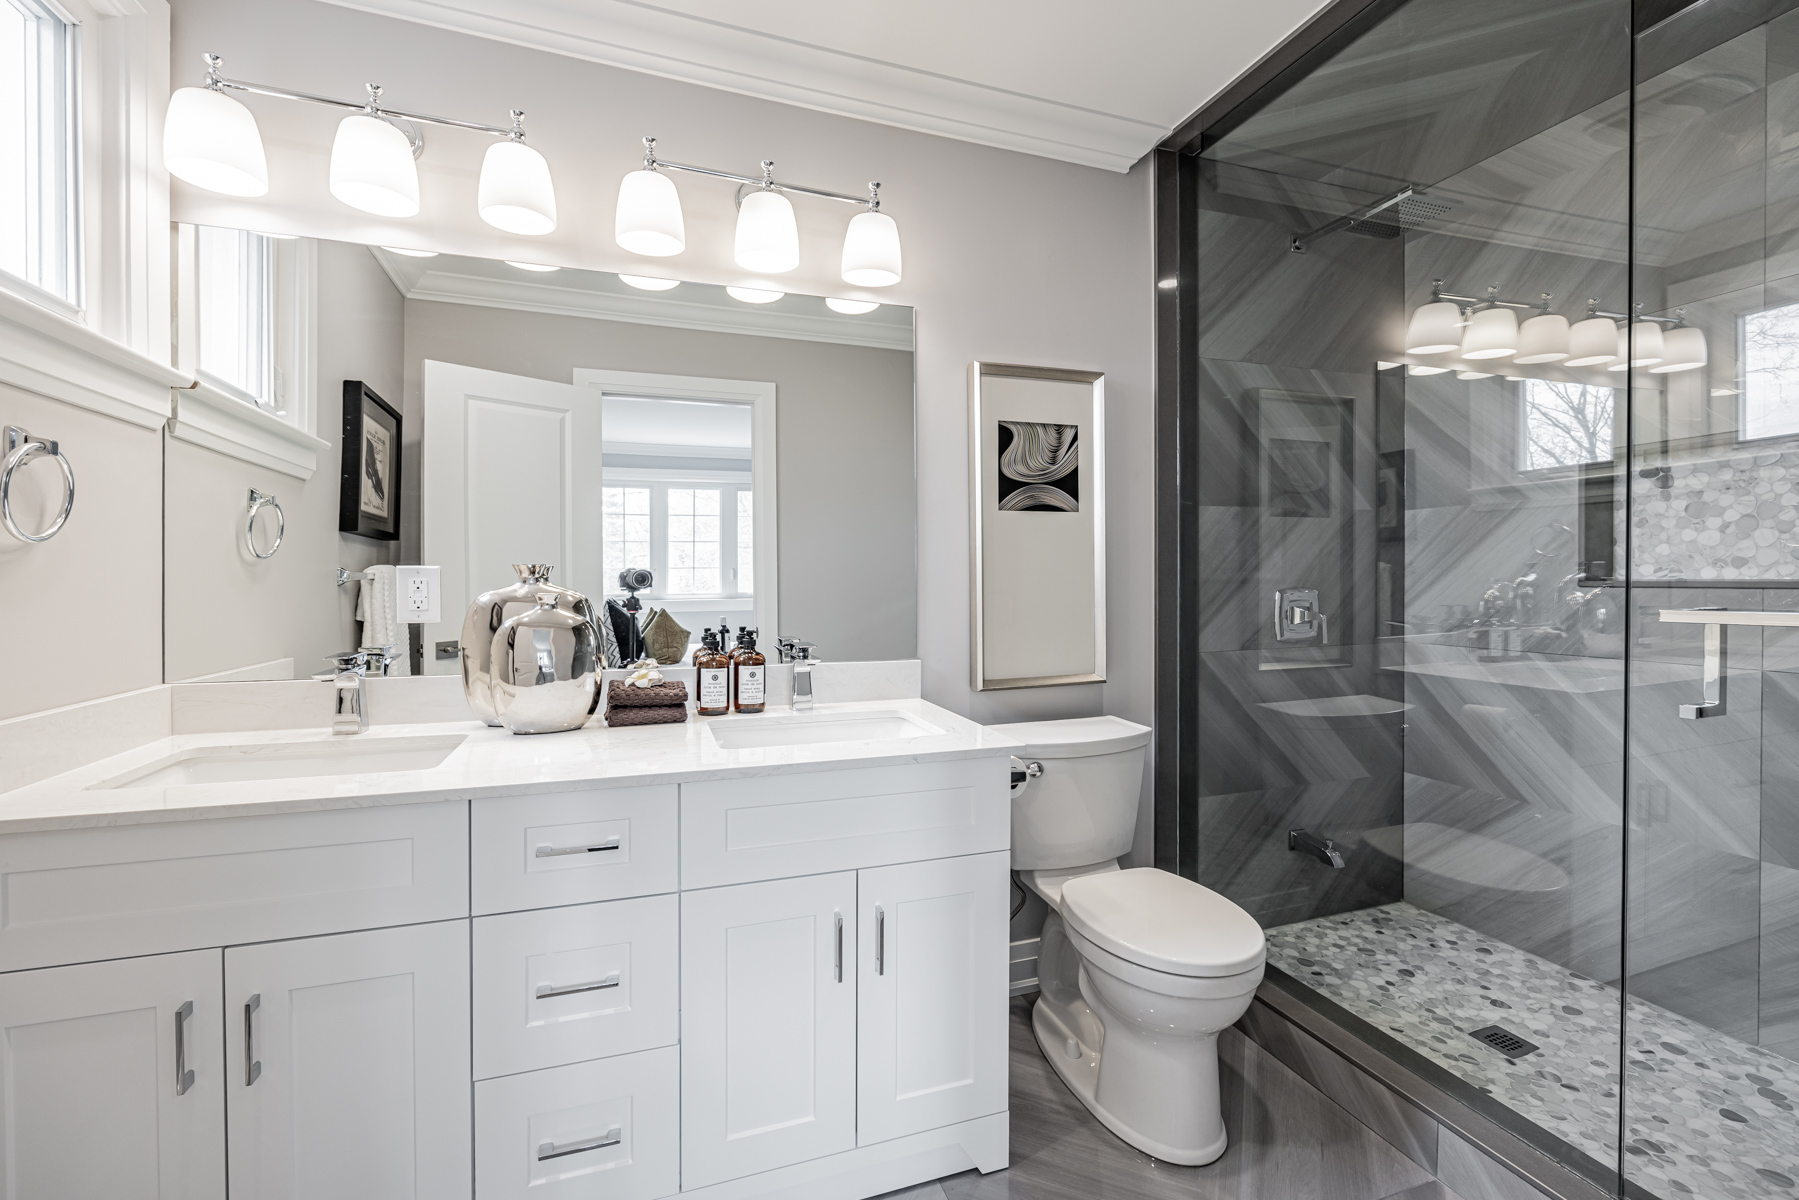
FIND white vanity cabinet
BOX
[0,950,227,1200]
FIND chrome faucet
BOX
[791,643,816,711]
[1288,827,1346,869]
[316,651,372,734]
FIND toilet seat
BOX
[1061,867,1265,978]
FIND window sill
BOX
[0,284,189,430]
[168,380,329,480]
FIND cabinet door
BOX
[680,872,857,1188]
[0,949,225,1200]
[226,920,472,1200]
[858,851,1010,1145]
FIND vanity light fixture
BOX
[725,286,784,304]
[505,261,558,272]
[1407,363,1452,375]
[1564,316,1618,366]
[618,274,681,291]
[382,246,438,257]
[617,138,902,286]
[1513,313,1570,363]
[165,54,556,234]
[1460,306,1519,360]
[1404,300,1463,354]
[1405,283,1708,376]
[825,297,880,314]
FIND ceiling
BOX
[319,0,1333,171]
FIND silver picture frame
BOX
[969,362,1106,690]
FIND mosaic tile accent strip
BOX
[1268,902,1799,1199]
[1633,453,1799,581]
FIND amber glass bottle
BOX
[733,629,767,713]
[695,629,732,716]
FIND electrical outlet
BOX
[394,565,441,623]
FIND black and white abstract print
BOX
[997,420,1079,512]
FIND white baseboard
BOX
[678,1111,1007,1200]
[1011,936,1040,996]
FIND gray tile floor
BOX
[898,996,1442,1200]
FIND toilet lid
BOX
[1061,868,1265,978]
[985,715,1151,759]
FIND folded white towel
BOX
[356,564,409,676]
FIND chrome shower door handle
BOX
[244,993,262,1086]
[175,1000,195,1096]
[1681,620,1727,719]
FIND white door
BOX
[225,920,472,1200]
[858,852,1010,1145]
[0,950,226,1200]
[680,872,857,1188]
[421,360,605,675]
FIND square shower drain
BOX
[1469,1025,1540,1060]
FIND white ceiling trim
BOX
[318,0,1166,171]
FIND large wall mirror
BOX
[163,231,917,683]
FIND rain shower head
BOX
[1291,186,1453,252]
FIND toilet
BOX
[992,715,1266,1167]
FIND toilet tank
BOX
[987,715,1153,871]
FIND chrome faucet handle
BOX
[324,650,370,673]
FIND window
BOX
[1742,301,1799,440]
[1519,380,1616,471]
[196,226,276,408]
[736,491,754,596]
[666,487,721,595]
[603,486,651,582]
[0,0,78,306]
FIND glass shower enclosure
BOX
[1158,0,1799,1194]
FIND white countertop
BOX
[0,698,1024,835]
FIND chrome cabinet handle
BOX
[535,971,620,999]
[876,905,886,976]
[175,1000,195,1096]
[537,1126,622,1161]
[244,994,262,1086]
[834,912,843,982]
[535,837,622,858]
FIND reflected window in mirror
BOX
[1742,301,1799,441]
[197,226,275,407]
[602,478,753,602]
[1518,380,1616,473]
[0,0,78,308]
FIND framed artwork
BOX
[339,380,402,540]
[970,362,1105,690]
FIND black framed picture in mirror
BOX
[340,380,402,540]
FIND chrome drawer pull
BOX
[175,1000,195,1096]
[244,994,262,1086]
[834,912,843,982]
[537,1126,622,1161]
[535,971,620,999]
[534,837,622,858]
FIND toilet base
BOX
[1031,992,1230,1166]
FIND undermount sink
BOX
[91,734,468,789]
[704,709,943,750]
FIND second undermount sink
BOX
[704,709,943,750]
[91,734,468,789]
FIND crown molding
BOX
[318,0,1164,171]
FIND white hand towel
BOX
[357,565,410,676]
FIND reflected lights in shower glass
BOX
[1564,317,1618,366]
[1460,307,1518,359]
[726,286,783,304]
[618,274,680,290]
[825,297,879,314]
[1649,325,1707,373]
[1407,363,1452,375]
[1606,321,1663,371]
[1457,370,1495,380]
[1514,313,1570,364]
[1405,301,1462,354]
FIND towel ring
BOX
[1,426,75,544]
[246,488,284,559]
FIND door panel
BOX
[0,950,225,1200]
[226,920,471,1200]
[680,872,857,1188]
[858,852,1010,1144]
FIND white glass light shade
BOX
[1608,321,1664,371]
[1461,306,1519,360]
[1564,317,1618,366]
[615,171,685,257]
[1407,363,1452,375]
[1649,325,1707,373]
[841,210,902,287]
[1457,370,1495,380]
[479,140,557,235]
[1404,301,1463,354]
[329,114,419,217]
[1514,314,1570,364]
[382,246,437,257]
[164,87,268,197]
[618,274,680,291]
[735,191,800,274]
[726,286,783,304]
[825,297,880,314]
[504,261,557,272]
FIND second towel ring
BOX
[1,426,75,544]
[246,489,284,559]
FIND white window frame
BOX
[575,367,778,641]
[0,0,82,316]
[603,470,756,602]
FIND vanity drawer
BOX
[680,759,1009,889]
[475,1045,679,1200]
[0,801,469,972]
[471,893,678,1080]
[470,785,677,915]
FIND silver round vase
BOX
[461,565,596,725]
[489,591,602,735]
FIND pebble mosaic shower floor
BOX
[1267,903,1799,1199]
